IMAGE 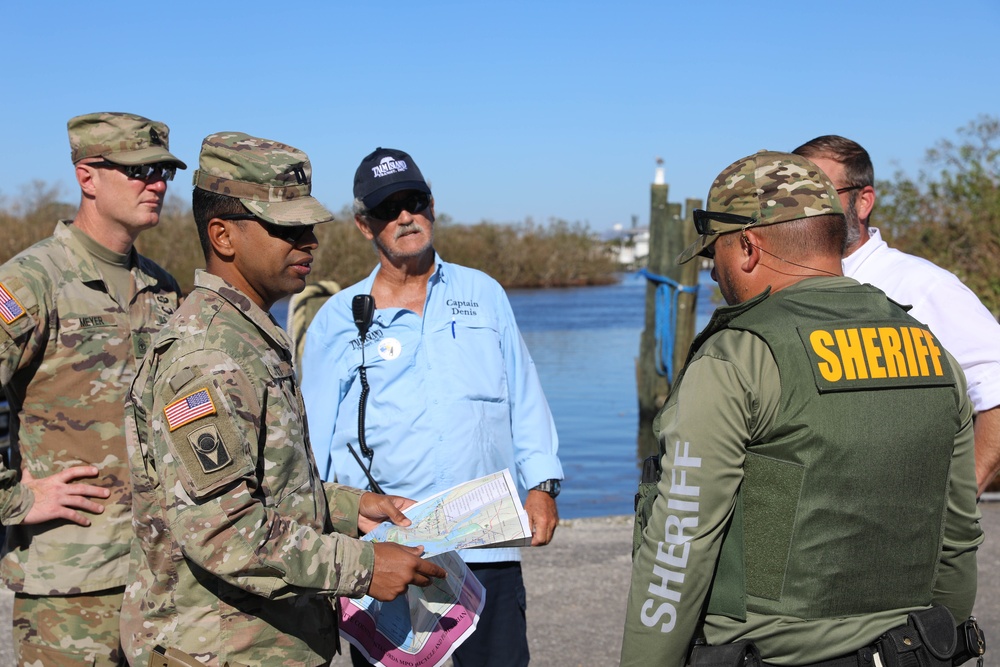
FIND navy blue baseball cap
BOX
[353,147,431,208]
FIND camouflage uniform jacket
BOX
[121,270,375,667]
[0,220,179,595]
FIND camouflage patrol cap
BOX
[68,112,187,168]
[193,132,334,226]
[677,150,844,264]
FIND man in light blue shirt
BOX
[302,147,563,667]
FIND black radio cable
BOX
[346,294,384,494]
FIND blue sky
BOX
[1,1,997,232]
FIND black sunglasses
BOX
[835,185,864,194]
[692,209,756,236]
[368,191,431,222]
[87,160,176,182]
[216,214,316,244]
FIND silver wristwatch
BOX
[531,479,561,498]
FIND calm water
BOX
[274,270,718,519]
[508,271,716,518]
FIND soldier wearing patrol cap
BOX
[120,132,446,667]
[0,111,184,666]
[622,151,982,666]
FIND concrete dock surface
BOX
[3,506,998,666]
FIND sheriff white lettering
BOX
[639,440,701,633]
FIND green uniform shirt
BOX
[121,270,375,667]
[622,277,982,667]
[0,220,179,595]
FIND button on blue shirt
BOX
[302,256,562,563]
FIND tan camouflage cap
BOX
[68,112,187,168]
[677,150,844,264]
[193,132,334,227]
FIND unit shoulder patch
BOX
[186,423,233,474]
[163,381,253,499]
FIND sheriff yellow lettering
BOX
[809,326,943,383]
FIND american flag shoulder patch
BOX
[165,387,217,431]
[0,281,25,325]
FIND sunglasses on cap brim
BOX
[692,209,757,236]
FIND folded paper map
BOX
[341,469,533,667]
[363,468,533,555]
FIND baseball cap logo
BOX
[371,156,408,179]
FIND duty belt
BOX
[690,606,985,667]
[761,646,880,667]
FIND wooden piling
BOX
[674,198,702,372]
[636,179,702,460]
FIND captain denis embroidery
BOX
[165,388,217,431]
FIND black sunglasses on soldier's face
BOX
[692,209,756,236]
[368,192,431,222]
[215,214,316,245]
[86,160,177,182]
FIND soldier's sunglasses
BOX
[87,160,177,182]
[215,214,316,245]
[692,209,756,236]
[368,192,431,222]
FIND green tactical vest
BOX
[698,281,960,621]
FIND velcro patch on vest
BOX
[0,281,26,325]
[799,321,956,392]
[164,387,217,431]
[165,380,253,499]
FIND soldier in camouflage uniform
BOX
[121,132,447,667]
[0,112,185,666]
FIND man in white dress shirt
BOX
[795,134,1000,494]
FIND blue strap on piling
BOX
[638,268,699,379]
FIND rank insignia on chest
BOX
[0,282,25,325]
[165,388,217,431]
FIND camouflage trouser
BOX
[13,586,126,667]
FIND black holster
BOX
[687,639,762,667]
[631,454,661,559]
[877,605,985,667]
[953,616,986,665]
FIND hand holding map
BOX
[341,469,533,667]
[363,468,533,556]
